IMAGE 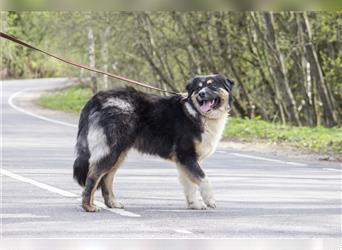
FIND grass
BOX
[37,85,342,155]
[225,117,342,154]
[37,85,93,114]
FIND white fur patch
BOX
[87,122,110,165]
[185,102,197,118]
[199,177,215,207]
[102,98,133,112]
[196,115,228,161]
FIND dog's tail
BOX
[73,98,94,187]
[73,151,90,186]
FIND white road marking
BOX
[323,168,342,172]
[1,168,141,218]
[1,168,77,197]
[231,153,308,167]
[174,228,193,234]
[146,209,193,212]
[1,213,50,219]
[8,88,77,128]
[93,201,141,217]
[216,150,227,154]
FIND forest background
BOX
[1,11,341,154]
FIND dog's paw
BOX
[205,198,216,209]
[188,200,207,210]
[105,199,125,209]
[82,204,101,212]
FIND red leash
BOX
[0,32,181,95]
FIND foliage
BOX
[2,11,341,127]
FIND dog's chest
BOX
[195,116,228,161]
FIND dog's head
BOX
[185,74,234,119]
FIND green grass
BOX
[37,85,342,155]
[225,117,342,154]
[37,85,93,114]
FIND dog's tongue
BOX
[200,100,214,113]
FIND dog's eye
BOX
[209,85,218,90]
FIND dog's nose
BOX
[199,91,206,98]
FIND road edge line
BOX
[0,168,141,217]
[8,88,77,128]
[230,152,308,167]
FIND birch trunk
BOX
[296,14,316,126]
[101,26,111,89]
[87,27,97,93]
[298,12,338,127]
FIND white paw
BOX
[105,199,125,209]
[204,198,216,209]
[188,200,207,210]
[83,204,101,212]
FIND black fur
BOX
[73,87,204,184]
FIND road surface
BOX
[1,78,341,239]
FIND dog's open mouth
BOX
[198,98,219,113]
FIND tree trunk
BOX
[134,13,178,93]
[298,12,338,127]
[296,14,316,126]
[215,13,252,118]
[87,27,97,93]
[263,12,301,126]
[101,26,111,89]
[249,12,286,124]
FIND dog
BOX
[73,74,234,212]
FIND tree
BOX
[2,11,341,127]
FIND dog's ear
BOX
[228,93,234,109]
[225,78,234,108]
[224,78,234,92]
[185,77,196,96]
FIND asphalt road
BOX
[1,78,341,239]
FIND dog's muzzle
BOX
[196,89,220,113]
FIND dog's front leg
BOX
[199,177,216,208]
[176,161,208,210]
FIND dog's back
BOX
[73,87,185,186]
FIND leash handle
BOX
[0,32,181,95]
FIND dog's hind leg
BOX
[176,162,207,210]
[82,166,106,212]
[101,150,128,209]
[82,149,129,212]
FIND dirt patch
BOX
[220,138,342,162]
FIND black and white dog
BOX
[73,74,234,212]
